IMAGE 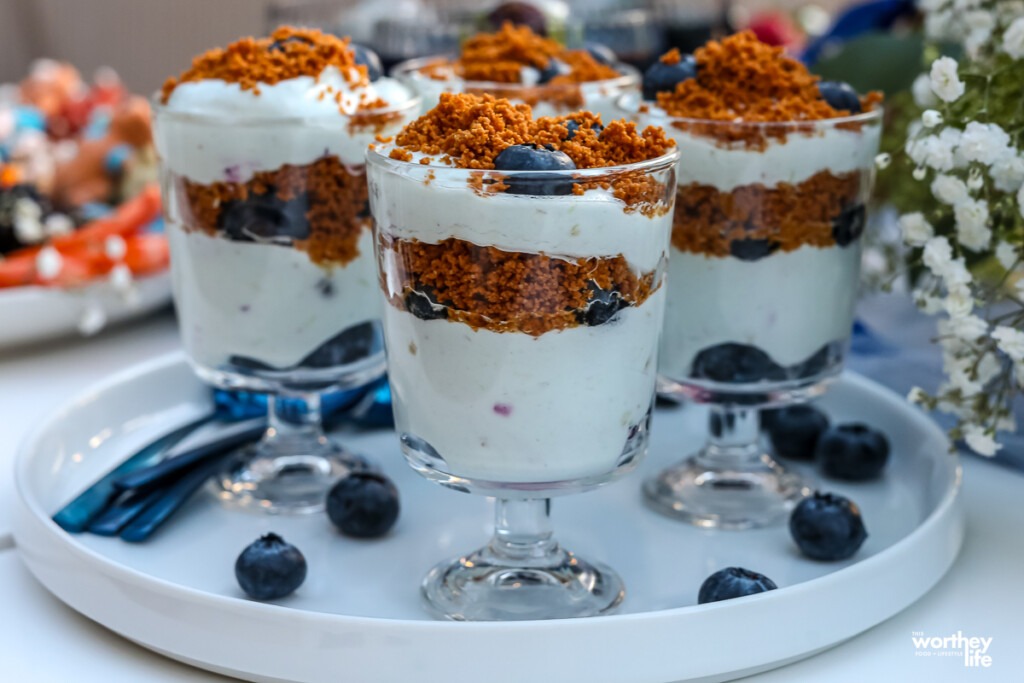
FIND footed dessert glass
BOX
[367,146,678,620]
[633,101,883,529]
[392,56,639,121]
[153,100,418,514]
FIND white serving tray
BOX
[13,353,963,683]
[0,271,171,350]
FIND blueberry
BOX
[268,35,313,53]
[220,192,310,242]
[235,533,307,600]
[793,342,842,379]
[691,343,785,384]
[832,204,866,247]
[818,81,862,113]
[300,321,383,368]
[642,53,698,101]
[493,143,576,196]
[790,492,868,561]
[536,59,563,84]
[698,567,777,604]
[564,118,604,141]
[405,290,448,321]
[486,2,548,35]
[584,42,617,65]
[730,238,779,261]
[763,405,829,461]
[327,471,400,538]
[577,282,628,326]
[816,424,890,481]
[351,44,383,82]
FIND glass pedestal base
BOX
[211,437,368,515]
[421,498,625,621]
[643,452,813,530]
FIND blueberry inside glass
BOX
[154,28,419,513]
[624,33,883,529]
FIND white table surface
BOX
[1,311,1022,682]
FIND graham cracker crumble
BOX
[161,26,396,117]
[381,235,659,336]
[178,155,369,266]
[672,169,865,256]
[653,32,883,148]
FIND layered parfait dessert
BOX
[627,33,882,394]
[155,27,419,386]
[393,22,639,122]
[368,93,677,486]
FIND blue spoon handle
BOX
[111,419,265,494]
[120,455,229,543]
[86,487,166,536]
[52,413,216,533]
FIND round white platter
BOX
[0,271,171,350]
[13,353,963,683]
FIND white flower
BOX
[943,288,974,318]
[43,213,73,237]
[964,9,995,31]
[957,121,1012,165]
[926,10,957,42]
[906,134,957,172]
[978,352,1002,385]
[899,212,935,246]
[907,386,929,404]
[993,325,1024,360]
[922,109,944,128]
[919,0,948,11]
[949,313,988,341]
[108,264,133,292]
[912,73,939,108]
[946,356,984,395]
[923,236,954,274]
[931,174,969,204]
[964,27,993,57]
[77,304,106,336]
[930,56,965,102]
[964,424,1002,456]
[1005,17,1024,58]
[875,152,891,169]
[954,199,991,251]
[914,288,945,314]
[999,2,1024,27]
[996,241,1018,270]
[942,257,973,289]
[990,154,1024,192]
[104,235,127,260]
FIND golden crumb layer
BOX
[381,235,658,336]
[177,156,369,266]
[391,93,673,169]
[161,26,373,107]
[672,169,865,256]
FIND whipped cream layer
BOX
[156,68,416,182]
[168,224,378,370]
[659,242,861,378]
[635,109,882,191]
[384,286,664,483]
[369,153,669,273]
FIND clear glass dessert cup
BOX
[367,146,679,620]
[392,55,640,121]
[152,97,419,514]
[626,96,883,529]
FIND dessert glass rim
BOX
[365,143,680,181]
[615,92,884,129]
[148,91,423,126]
[391,54,642,90]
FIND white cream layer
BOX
[369,156,669,273]
[658,243,861,379]
[635,109,881,192]
[168,225,378,370]
[384,286,665,483]
[157,69,415,182]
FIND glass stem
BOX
[696,407,764,470]
[263,393,327,447]
[488,498,558,563]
